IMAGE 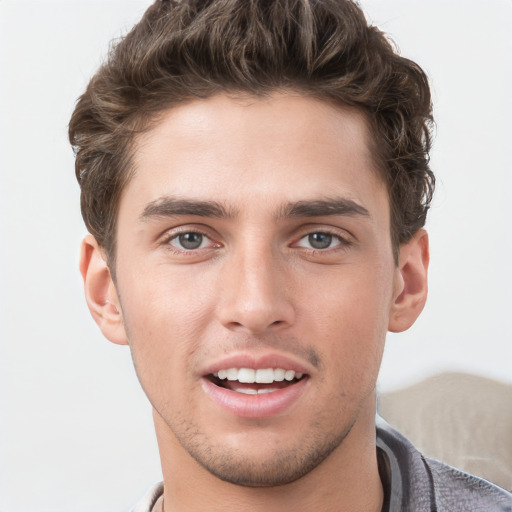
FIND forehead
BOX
[124,93,388,219]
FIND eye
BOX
[168,232,211,250]
[297,232,343,250]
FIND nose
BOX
[217,246,295,335]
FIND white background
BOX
[0,1,511,510]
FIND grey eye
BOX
[178,232,204,250]
[308,233,333,249]
[308,233,332,249]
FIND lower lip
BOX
[202,377,308,419]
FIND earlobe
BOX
[80,235,128,345]
[388,229,429,333]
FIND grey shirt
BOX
[376,416,512,511]
[132,417,512,511]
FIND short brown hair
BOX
[69,0,434,266]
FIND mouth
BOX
[202,364,309,418]
[207,367,306,395]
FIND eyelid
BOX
[160,225,222,250]
[293,224,353,242]
[169,232,210,250]
[159,223,215,240]
[296,232,345,249]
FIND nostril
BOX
[217,294,295,334]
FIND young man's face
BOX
[88,93,425,486]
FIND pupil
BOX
[179,233,203,249]
[309,233,332,249]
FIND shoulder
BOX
[425,457,512,512]
[131,482,164,512]
[376,415,512,512]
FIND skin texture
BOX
[81,93,429,512]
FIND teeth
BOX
[237,388,257,395]
[214,367,304,384]
[226,368,238,381]
[255,368,274,383]
[274,368,285,381]
[257,387,278,394]
[238,368,256,383]
[232,387,280,395]
[284,370,295,381]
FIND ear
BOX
[79,235,128,345]
[388,229,429,333]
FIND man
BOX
[69,0,512,510]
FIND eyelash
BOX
[162,228,219,254]
[294,230,352,252]
[161,227,351,255]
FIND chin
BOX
[174,417,354,488]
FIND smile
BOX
[203,362,309,418]
[212,367,304,394]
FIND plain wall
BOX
[1,1,510,510]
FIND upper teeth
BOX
[213,368,303,383]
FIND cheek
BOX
[116,266,217,387]
[305,264,393,381]
[119,260,216,331]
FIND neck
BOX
[154,399,383,512]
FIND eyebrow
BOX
[139,197,233,221]
[139,196,370,222]
[279,198,370,219]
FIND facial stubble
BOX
[152,391,359,488]
[120,294,361,487]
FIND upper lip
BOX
[200,352,313,377]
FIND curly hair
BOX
[69,0,434,266]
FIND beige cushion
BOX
[378,372,512,491]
